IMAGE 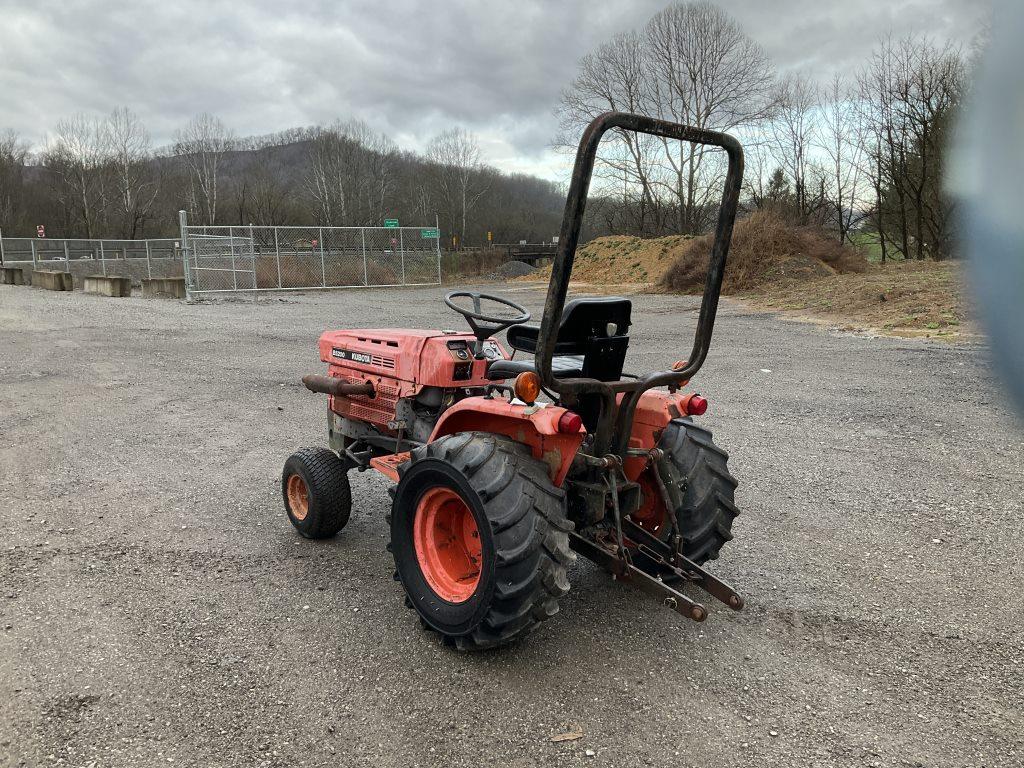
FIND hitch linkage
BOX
[568,517,744,623]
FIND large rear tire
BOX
[658,418,740,563]
[388,432,574,650]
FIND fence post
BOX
[145,240,152,279]
[179,210,192,300]
[100,240,106,276]
[318,227,326,288]
[361,228,368,286]
[399,228,406,284]
[63,240,69,269]
[229,228,238,290]
[436,214,442,286]
[0,226,4,266]
[31,239,37,270]
[274,227,282,288]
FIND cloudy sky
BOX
[0,0,990,180]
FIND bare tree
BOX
[426,128,489,247]
[857,35,966,260]
[107,107,160,238]
[556,29,665,235]
[767,71,826,224]
[44,114,111,238]
[174,113,234,226]
[305,119,396,226]
[557,1,775,236]
[643,1,775,233]
[818,75,867,244]
[0,131,29,235]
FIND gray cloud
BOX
[0,0,990,178]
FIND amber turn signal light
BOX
[514,371,541,404]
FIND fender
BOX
[430,397,584,485]
[621,389,704,482]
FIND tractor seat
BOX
[486,296,632,382]
[486,355,585,381]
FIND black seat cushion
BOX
[486,355,584,381]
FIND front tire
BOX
[388,433,574,650]
[282,447,352,539]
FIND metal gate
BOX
[179,211,442,299]
[185,234,257,293]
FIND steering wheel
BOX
[444,291,530,358]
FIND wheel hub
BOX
[413,487,482,603]
[286,474,309,521]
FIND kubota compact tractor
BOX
[282,112,745,650]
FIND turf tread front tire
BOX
[282,447,351,539]
[390,432,574,650]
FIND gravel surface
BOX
[1,283,1021,768]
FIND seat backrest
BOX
[505,297,632,381]
[559,297,632,342]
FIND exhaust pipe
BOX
[302,375,375,398]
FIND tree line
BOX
[0,1,978,259]
[557,1,976,260]
[0,113,565,247]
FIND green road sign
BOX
[421,228,439,239]
[384,218,399,228]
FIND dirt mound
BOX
[524,211,865,293]
[660,210,866,294]
[525,234,694,286]
[488,260,538,279]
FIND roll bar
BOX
[535,112,744,456]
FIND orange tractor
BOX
[283,112,745,649]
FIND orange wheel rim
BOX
[287,474,310,521]
[413,487,482,603]
[632,471,669,537]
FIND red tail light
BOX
[686,394,708,416]
[557,411,583,434]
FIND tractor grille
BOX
[370,354,395,370]
[339,380,399,428]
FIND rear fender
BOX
[621,389,703,481]
[429,397,584,485]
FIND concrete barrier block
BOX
[1,267,26,285]
[83,274,132,297]
[32,270,73,291]
[141,277,187,299]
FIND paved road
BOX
[1,284,1021,768]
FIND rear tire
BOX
[658,418,740,563]
[388,432,574,651]
[282,447,352,539]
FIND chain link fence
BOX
[0,236,183,281]
[180,214,442,299]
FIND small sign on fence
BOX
[36,225,45,238]
[421,228,439,239]
[384,218,399,228]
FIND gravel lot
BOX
[1,283,1021,768]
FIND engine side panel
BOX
[318,328,508,390]
[316,328,511,433]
